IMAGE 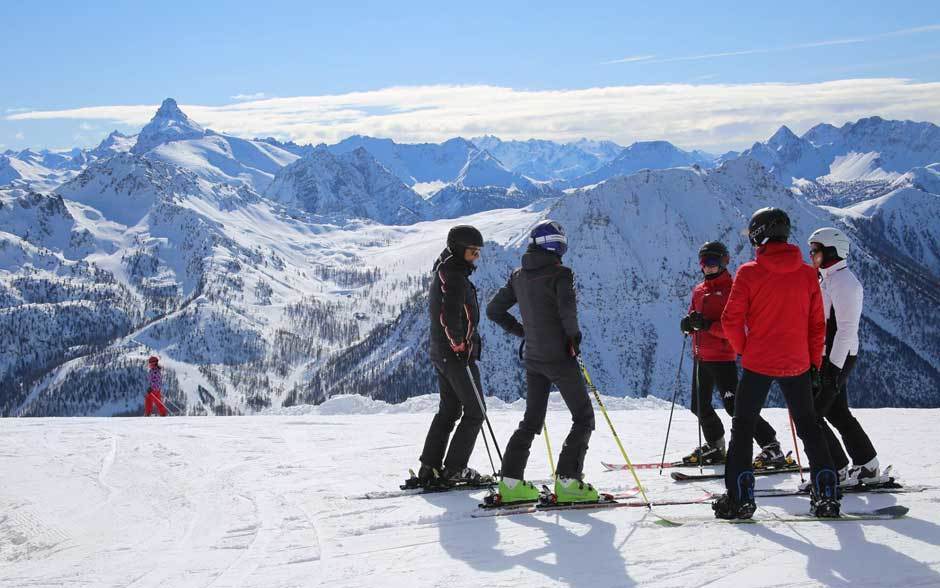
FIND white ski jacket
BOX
[818,259,863,369]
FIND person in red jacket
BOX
[679,241,782,467]
[144,356,168,417]
[713,207,839,520]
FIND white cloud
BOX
[231,92,267,101]
[605,23,940,66]
[7,79,940,152]
[5,107,31,114]
[14,132,25,140]
[79,122,97,131]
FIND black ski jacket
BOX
[486,246,580,363]
[429,249,481,363]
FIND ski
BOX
[602,461,717,471]
[472,491,713,519]
[356,477,556,500]
[671,464,807,482]
[707,505,910,525]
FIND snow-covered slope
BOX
[265,146,432,224]
[742,117,940,185]
[131,98,206,155]
[3,409,939,587]
[328,135,477,186]
[0,149,86,192]
[569,141,715,188]
[470,136,622,181]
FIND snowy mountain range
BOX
[2,100,939,416]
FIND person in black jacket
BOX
[418,225,487,487]
[487,220,598,504]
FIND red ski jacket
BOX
[688,270,737,362]
[721,242,825,377]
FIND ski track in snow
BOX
[2,408,940,587]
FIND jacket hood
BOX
[521,246,562,271]
[702,269,733,289]
[755,242,806,274]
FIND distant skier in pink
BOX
[144,355,168,417]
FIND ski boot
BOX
[442,467,489,486]
[799,466,848,492]
[712,492,757,520]
[809,469,842,518]
[713,470,756,520]
[417,464,451,488]
[845,457,881,486]
[489,477,541,506]
[682,442,726,466]
[553,477,600,504]
[752,441,788,469]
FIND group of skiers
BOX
[415,206,881,519]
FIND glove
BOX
[809,365,822,396]
[451,340,471,362]
[566,332,582,357]
[813,360,840,415]
[838,354,857,387]
[680,315,693,334]
[510,323,525,338]
[688,311,712,332]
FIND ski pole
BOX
[465,363,504,469]
[543,422,556,479]
[479,415,498,477]
[694,333,704,475]
[576,355,651,507]
[659,335,687,475]
[788,410,806,484]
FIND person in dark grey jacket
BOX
[487,220,598,504]
[417,225,487,487]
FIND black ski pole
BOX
[659,335,688,475]
[465,363,504,472]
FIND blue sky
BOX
[2,0,940,152]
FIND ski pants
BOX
[144,390,168,417]
[420,359,485,472]
[725,369,835,502]
[692,360,777,448]
[816,356,877,470]
[501,357,595,480]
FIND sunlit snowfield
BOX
[3,397,939,587]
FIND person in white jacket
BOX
[807,227,880,486]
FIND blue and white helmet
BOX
[530,220,567,257]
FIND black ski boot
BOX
[442,467,490,485]
[682,442,726,466]
[810,469,841,518]
[712,493,757,520]
[417,464,451,488]
[752,441,788,469]
[713,471,756,520]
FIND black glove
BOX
[451,340,471,362]
[838,354,857,387]
[688,311,712,332]
[567,332,582,357]
[510,323,525,338]
[809,365,822,396]
[680,315,693,334]
[813,360,840,415]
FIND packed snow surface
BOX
[3,402,939,587]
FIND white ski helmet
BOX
[808,227,851,259]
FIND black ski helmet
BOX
[698,241,730,269]
[447,225,484,257]
[748,207,791,247]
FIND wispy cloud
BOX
[230,92,267,101]
[14,131,24,140]
[601,54,655,65]
[79,122,97,131]
[5,107,31,114]
[7,79,940,151]
[604,24,940,65]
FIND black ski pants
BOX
[817,378,877,471]
[419,359,485,472]
[692,360,777,448]
[501,357,595,480]
[725,369,836,502]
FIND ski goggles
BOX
[699,255,722,268]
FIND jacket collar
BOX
[818,259,848,280]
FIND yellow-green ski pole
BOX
[576,355,652,508]
[543,422,556,479]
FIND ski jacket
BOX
[688,270,737,362]
[487,247,580,364]
[429,249,481,363]
[721,242,825,377]
[148,367,163,393]
[818,260,863,369]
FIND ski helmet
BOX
[748,207,791,246]
[808,227,850,259]
[446,225,484,257]
[530,220,567,257]
[148,355,159,366]
[698,241,730,269]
